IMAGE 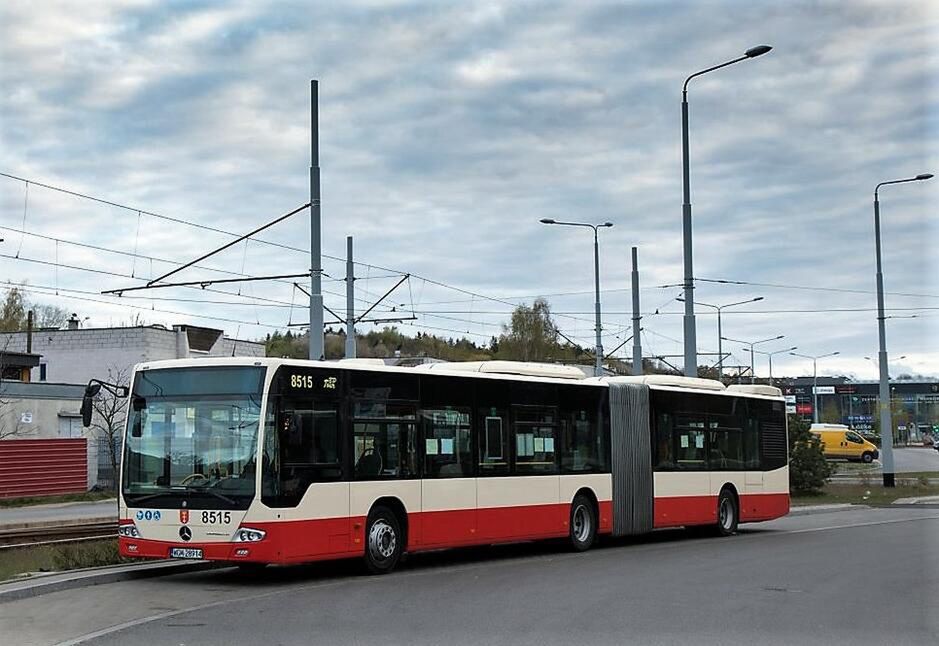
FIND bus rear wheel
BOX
[569,494,597,552]
[716,489,738,537]
[364,506,402,575]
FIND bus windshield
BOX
[122,366,265,509]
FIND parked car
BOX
[809,424,880,463]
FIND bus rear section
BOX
[602,378,789,539]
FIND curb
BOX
[0,560,226,604]
[788,503,859,516]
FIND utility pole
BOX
[631,247,642,375]
[309,80,325,360]
[345,235,356,359]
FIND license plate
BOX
[169,547,203,559]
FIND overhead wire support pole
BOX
[631,246,642,375]
[345,236,356,358]
[310,79,325,361]
[146,203,310,287]
[102,272,311,295]
[355,274,410,324]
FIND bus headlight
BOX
[119,524,140,538]
[233,527,266,542]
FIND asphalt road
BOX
[886,447,939,473]
[1,506,936,646]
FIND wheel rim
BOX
[368,519,397,561]
[719,497,734,530]
[572,504,591,543]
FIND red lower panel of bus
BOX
[120,495,784,564]
[653,492,789,528]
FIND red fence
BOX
[0,439,87,499]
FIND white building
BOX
[0,323,264,385]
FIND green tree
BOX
[496,298,561,362]
[0,287,69,331]
[788,414,832,494]
[0,288,27,332]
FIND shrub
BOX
[788,415,832,494]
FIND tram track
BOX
[0,521,117,549]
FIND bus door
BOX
[420,408,476,546]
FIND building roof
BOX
[0,381,85,399]
[0,351,42,368]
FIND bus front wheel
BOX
[364,506,402,575]
[569,494,597,552]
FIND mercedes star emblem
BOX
[179,526,192,542]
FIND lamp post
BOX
[790,351,840,424]
[677,296,763,380]
[540,218,614,376]
[864,355,906,380]
[722,334,784,384]
[680,44,772,378]
[753,345,798,385]
[873,171,931,487]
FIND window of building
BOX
[58,415,82,438]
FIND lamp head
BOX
[753,296,765,302]
[539,218,556,225]
[915,173,933,181]
[601,222,614,228]
[745,45,772,58]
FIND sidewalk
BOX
[0,499,117,529]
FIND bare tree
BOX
[0,336,29,440]
[88,365,130,488]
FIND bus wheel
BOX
[569,494,597,552]
[716,489,738,537]
[364,506,402,575]
[861,452,874,464]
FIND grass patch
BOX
[792,480,939,506]
[0,539,127,583]
[0,492,116,509]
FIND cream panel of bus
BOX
[709,472,756,496]
[476,475,560,509]
[652,472,711,497]
[349,480,421,518]
[763,466,789,494]
[422,478,476,512]
[284,482,351,522]
[558,473,612,505]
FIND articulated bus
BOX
[113,358,789,574]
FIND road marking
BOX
[52,511,939,645]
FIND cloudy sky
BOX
[1,0,936,380]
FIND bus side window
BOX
[422,408,472,478]
[512,406,558,474]
[479,411,509,476]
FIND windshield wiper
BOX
[124,490,181,505]
[187,486,237,506]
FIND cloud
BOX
[0,0,936,376]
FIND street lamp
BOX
[680,44,772,378]
[873,173,932,487]
[540,218,614,376]
[722,334,784,384]
[753,345,798,385]
[677,296,763,380]
[790,351,840,424]
[865,355,906,380]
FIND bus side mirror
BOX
[81,384,101,427]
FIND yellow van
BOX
[809,424,880,463]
